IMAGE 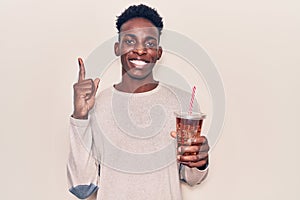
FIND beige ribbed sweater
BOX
[67,83,208,200]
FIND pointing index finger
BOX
[78,57,85,82]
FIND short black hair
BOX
[116,4,163,35]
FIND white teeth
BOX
[130,60,147,66]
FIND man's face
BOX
[114,17,163,80]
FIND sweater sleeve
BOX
[67,116,100,199]
[179,164,209,186]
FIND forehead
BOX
[120,17,159,38]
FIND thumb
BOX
[170,131,177,139]
[92,78,100,96]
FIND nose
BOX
[133,44,146,55]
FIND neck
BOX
[114,73,159,93]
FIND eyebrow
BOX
[145,36,158,41]
[122,33,136,38]
[121,34,158,41]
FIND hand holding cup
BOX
[170,112,209,168]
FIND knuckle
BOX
[87,78,93,84]
[190,147,196,153]
[198,160,206,166]
[200,136,207,143]
[73,83,79,90]
[200,136,206,142]
[192,155,198,160]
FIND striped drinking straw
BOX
[188,86,196,115]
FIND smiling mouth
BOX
[129,59,149,69]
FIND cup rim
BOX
[174,111,206,120]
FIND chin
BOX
[127,72,151,80]
[123,69,153,80]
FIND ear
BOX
[157,46,163,60]
[114,42,120,56]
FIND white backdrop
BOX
[0,0,299,199]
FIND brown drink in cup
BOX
[175,112,206,156]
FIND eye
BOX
[125,39,135,45]
[145,41,157,48]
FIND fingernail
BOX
[178,147,181,153]
[177,155,181,160]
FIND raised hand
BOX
[72,58,100,119]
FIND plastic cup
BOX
[175,112,206,156]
